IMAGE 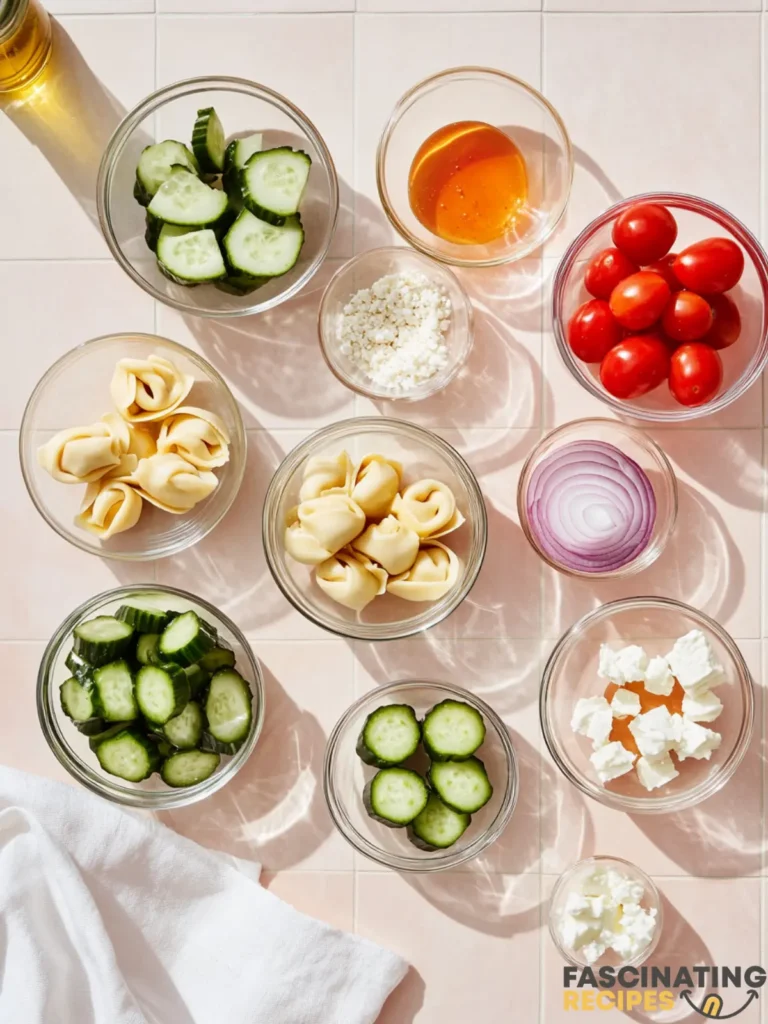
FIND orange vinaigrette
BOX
[0,0,52,93]
[603,679,686,758]
[408,120,528,246]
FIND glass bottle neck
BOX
[0,0,29,43]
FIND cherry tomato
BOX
[600,334,671,400]
[567,299,623,363]
[700,293,741,350]
[584,247,639,300]
[673,237,745,294]
[661,290,713,342]
[609,271,671,331]
[612,203,678,265]
[645,253,680,290]
[669,343,723,406]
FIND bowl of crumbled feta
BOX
[541,597,754,813]
[549,857,662,968]
[317,247,473,401]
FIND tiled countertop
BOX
[2,2,767,1022]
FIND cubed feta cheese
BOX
[571,696,613,748]
[675,718,722,761]
[636,752,679,791]
[643,655,675,696]
[610,688,641,718]
[590,741,636,783]
[628,706,682,758]
[582,941,607,965]
[598,644,648,686]
[605,870,644,906]
[682,687,724,724]
[666,629,725,692]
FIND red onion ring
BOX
[526,440,656,573]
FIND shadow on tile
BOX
[663,429,765,513]
[374,967,425,1024]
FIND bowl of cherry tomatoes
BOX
[553,192,768,420]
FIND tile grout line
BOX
[538,10,546,1023]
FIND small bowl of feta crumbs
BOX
[549,857,662,969]
[317,247,473,401]
[541,596,754,814]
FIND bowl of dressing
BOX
[376,67,573,267]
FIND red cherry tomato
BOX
[700,293,741,350]
[673,238,745,294]
[645,253,680,290]
[609,271,671,331]
[567,299,623,363]
[669,343,723,406]
[600,334,671,400]
[612,203,678,265]
[661,290,713,342]
[584,247,639,300]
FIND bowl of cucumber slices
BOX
[38,585,265,808]
[323,680,518,871]
[97,76,338,318]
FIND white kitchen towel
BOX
[0,765,407,1024]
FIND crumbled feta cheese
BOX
[675,718,722,761]
[610,688,641,719]
[682,686,724,724]
[666,629,725,692]
[628,706,682,759]
[590,741,636,783]
[582,941,607,965]
[598,644,648,686]
[611,903,658,959]
[338,271,452,393]
[636,752,679,791]
[571,696,613,748]
[643,655,675,696]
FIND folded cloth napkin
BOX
[0,765,407,1024]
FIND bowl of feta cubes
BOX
[540,596,753,813]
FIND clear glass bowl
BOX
[541,597,754,814]
[97,76,338,318]
[553,192,768,421]
[517,419,678,579]
[19,332,246,561]
[548,856,663,969]
[262,418,487,640]
[376,66,573,268]
[317,247,474,401]
[324,679,518,871]
[37,584,265,809]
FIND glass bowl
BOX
[517,418,678,579]
[376,66,573,268]
[37,584,265,809]
[19,332,246,561]
[541,597,754,814]
[262,418,487,640]
[548,856,663,969]
[317,247,474,401]
[97,76,338,318]
[324,679,518,871]
[553,192,768,421]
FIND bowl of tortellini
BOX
[20,333,246,560]
[262,418,488,639]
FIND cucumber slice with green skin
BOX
[163,700,204,749]
[184,663,210,697]
[422,700,486,762]
[148,170,229,228]
[215,273,266,297]
[136,633,161,666]
[356,705,421,768]
[364,767,429,828]
[116,601,172,635]
[92,660,138,722]
[407,793,471,851]
[135,664,190,725]
[75,716,109,737]
[145,211,163,252]
[223,210,304,279]
[161,749,220,788]
[65,649,94,686]
[197,646,235,674]
[241,147,311,224]
[60,676,96,723]
[223,133,263,196]
[192,107,226,175]
[73,616,135,667]
[205,669,252,747]
[199,731,240,756]
[134,140,200,206]
[158,610,216,666]
[88,722,129,752]
[427,756,493,814]
[94,727,160,782]
[156,225,227,285]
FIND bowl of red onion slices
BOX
[517,419,678,578]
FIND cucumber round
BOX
[205,669,252,748]
[73,616,134,667]
[163,700,204,750]
[94,728,160,783]
[422,700,486,762]
[161,749,220,788]
[407,793,471,851]
[427,756,493,814]
[135,664,191,725]
[356,704,421,768]
[363,767,429,828]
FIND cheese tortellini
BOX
[392,479,465,538]
[299,451,353,502]
[315,549,388,611]
[387,542,461,603]
[130,453,218,514]
[294,493,366,556]
[76,478,143,540]
[284,508,334,566]
[350,455,403,520]
[352,515,420,576]
[157,406,230,469]
[37,421,123,484]
[110,354,194,423]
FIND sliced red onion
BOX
[526,440,656,573]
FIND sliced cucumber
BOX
[158,610,216,666]
[73,616,134,668]
[163,700,204,749]
[356,704,421,768]
[215,273,266,297]
[88,722,128,752]
[148,170,229,228]
[135,664,190,725]
[145,211,163,252]
[60,676,95,723]
[94,727,160,782]
[134,140,200,206]
[241,147,311,224]
[364,767,429,828]
[192,107,226,175]
[223,210,304,278]
[161,749,220,788]
[223,132,263,196]
[422,700,486,762]
[205,669,252,747]
[92,660,138,722]
[184,663,210,697]
[116,600,172,634]
[65,649,94,686]
[428,756,493,814]
[136,633,161,666]
[198,646,235,674]
[408,793,471,851]
[156,224,227,285]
